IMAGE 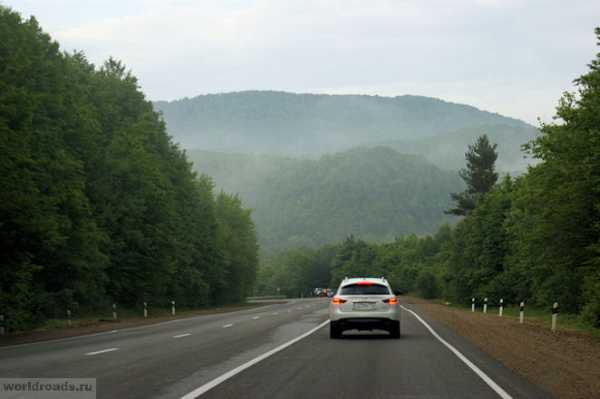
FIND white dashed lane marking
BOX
[173,333,192,339]
[85,348,119,356]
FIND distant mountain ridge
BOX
[154,91,537,170]
[187,147,462,251]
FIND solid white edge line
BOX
[85,347,119,356]
[180,320,329,399]
[400,305,512,399]
[173,333,192,339]
[222,324,233,328]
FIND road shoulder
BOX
[403,296,599,399]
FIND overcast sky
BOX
[6,0,600,124]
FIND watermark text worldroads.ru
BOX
[0,378,96,398]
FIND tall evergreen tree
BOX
[446,134,498,216]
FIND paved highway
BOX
[0,298,551,398]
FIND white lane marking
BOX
[85,347,119,356]
[400,305,512,399]
[173,333,192,339]
[252,316,260,320]
[222,324,233,328]
[0,305,278,350]
[180,320,328,399]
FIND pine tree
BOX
[446,135,498,216]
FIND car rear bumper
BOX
[332,317,398,331]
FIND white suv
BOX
[329,277,400,339]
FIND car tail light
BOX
[331,297,347,305]
[383,297,398,305]
[356,281,373,286]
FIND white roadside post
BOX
[519,301,525,324]
[112,303,118,321]
[471,297,475,312]
[171,300,176,316]
[498,298,504,317]
[143,302,148,319]
[483,297,488,314]
[67,309,72,327]
[552,302,559,332]
[0,314,5,335]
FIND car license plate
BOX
[353,302,375,311]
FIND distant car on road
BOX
[329,277,400,339]
[313,288,331,297]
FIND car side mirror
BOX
[394,289,404,296]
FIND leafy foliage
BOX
[0,8,258,331]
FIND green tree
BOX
[214,192,259,303]
[0,7,258,331]
[416,270,439,299]
[446,135,498,216]
[330,236,380,287]
[515,28,600,319]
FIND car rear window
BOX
[339,283,390,295]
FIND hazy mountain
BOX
[377,123,538,172]
[154,91,538,171]
[189,147,462,251]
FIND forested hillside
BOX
[188,147,462,250]
[154,91,537,171]
[0,7,258,332]
[256,29,600,327]
[379,123,537,172]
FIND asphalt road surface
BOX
[0,298,551,399]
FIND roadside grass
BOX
[427,298,600,338]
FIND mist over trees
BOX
[0,7,258,331]
[153,92,538,172]
[188,147,463,251]
[156,87,538,254]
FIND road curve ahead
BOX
[0,299,551,399]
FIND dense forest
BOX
[257,29,600,327]
[188,147,462,250]
[0,7,258,331]
[154,91,538,172]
